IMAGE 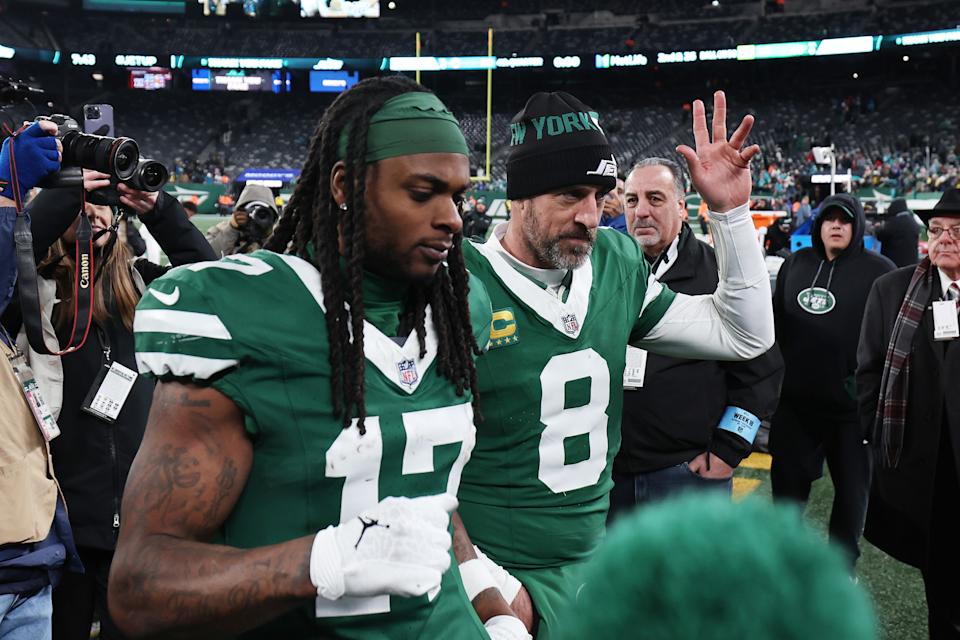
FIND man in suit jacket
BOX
[609,157,783,520]
[858,187,960,638]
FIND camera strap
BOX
[6,124,97,355]
[15,213,96,355]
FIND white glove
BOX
[310,494,457,600]
[473,544,523,604]
[485,615,532,640]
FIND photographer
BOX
[4,157,214,639]
[204,183,278,255]
[0,121,82,640]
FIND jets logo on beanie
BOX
[506,91,617,200]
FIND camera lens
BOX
[115,150,134,174]
[124,158,169,192]
[61,132,139,181]
[109,138,140,180]
[84,105,101,120]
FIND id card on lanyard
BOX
[80,326,138,423]
[932,299,960,341]
[2,327,60,441]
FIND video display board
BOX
[196,0,379,18]
[192,68,291,92]
[129,67,173,90]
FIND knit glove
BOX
[0,123,60,202]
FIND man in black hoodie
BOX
[876,198,920,267]
[771,193,895,566]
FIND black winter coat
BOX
[616,224,784,473]
[876,211,920,268]
[857,267,960,569]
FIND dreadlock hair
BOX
[264,75,481,434]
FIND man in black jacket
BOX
[858,188,960,637]
[608,157,783,520]
[772,192,895,566]
[876,198,920,267]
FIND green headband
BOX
[336,92,470,163]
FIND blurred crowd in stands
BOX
[3,1,957,59]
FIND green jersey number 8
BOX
[537,348,610,493]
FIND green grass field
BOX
[190,214,222,236]
[735,455,927,639]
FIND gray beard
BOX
[536,239,592,270]
[523,206,595,270]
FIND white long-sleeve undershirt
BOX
[635,202,775,361]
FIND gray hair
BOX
[629,157,688,201]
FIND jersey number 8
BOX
[538,348,610,494]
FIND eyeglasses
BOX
[928,225,960,240]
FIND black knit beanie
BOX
[506,91,617,200]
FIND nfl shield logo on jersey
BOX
[397,359,418,387]
[561,313,579,335]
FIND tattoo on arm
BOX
[108,382,316,639]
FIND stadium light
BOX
[902,55,909,61]
[852,72,859,78]
[812,146,838,195]
[388,1,395,7]
[91,72,103,81]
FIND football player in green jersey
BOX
[454,90,776,638]
[108,76,528,640]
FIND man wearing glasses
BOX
[858,187,960,638]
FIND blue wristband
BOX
[717,406,761,444]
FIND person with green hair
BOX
[559,494,877,640]
[108,76,528,639]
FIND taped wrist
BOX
[459,558,498,602]
[473,544,522,603]
[310,526,345,600]
[485,615,531,640]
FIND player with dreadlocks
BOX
[108,76,530,640]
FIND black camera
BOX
[35,114,141,189]
[240,204,278,243]
[87,158,170,207]
[32,114,170,206]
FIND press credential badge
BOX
[11,354,61,442]
[83,362,138,422]
[932,300,960,341]
[623,346,648,389]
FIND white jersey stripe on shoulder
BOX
[136,352,239,378]
[187,254,274,276]
[135,309,233,340]
[271,253,326,311]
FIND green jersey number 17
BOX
[316,402,475,619]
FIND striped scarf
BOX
[875,258,933,467]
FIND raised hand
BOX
[676,90,759,214]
